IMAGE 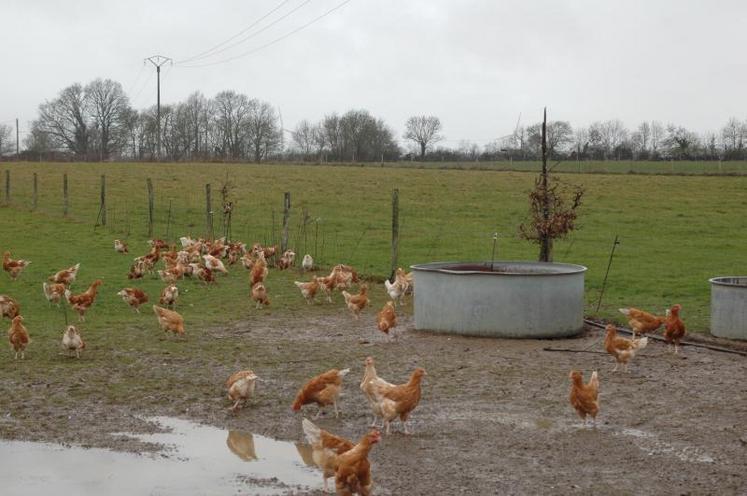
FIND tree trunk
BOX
[420,142,426,160]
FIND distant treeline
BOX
[3,78,746,162]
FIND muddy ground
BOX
[2,312,746,495]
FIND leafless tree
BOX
[588,120,628,159]
[311,123,326,161]
[650,121,664,156]
[404,115,443,159]
[721,117,745,153]
[322,114,342,160]
[637,122,651,152]
[85,78,131,160]
[212,90,250,159]
[292,119,315,157]
[36,83,90,158]
[24,121,53,157]
[527,120,573,158]
[182,91,210,159]
[245,99,281,163]
[0,124,13,155]
[664,124,700,159]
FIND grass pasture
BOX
[1,161,745,334]
[385,159,747,175]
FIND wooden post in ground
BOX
[281,192,291,252]
[205,183,213,240]
[390,188,399,282]
[146,178,154,237]
[32,173,38,210]
[4,170,9,205]
[63,173,69,216]
[100,174,107,226]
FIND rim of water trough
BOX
[410,261,587,276]
[709,276,747,288]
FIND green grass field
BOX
[1,161,746,338]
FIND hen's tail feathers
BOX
[302,418,321,444]
[618,308,631,316]
[341,291,352,303]
[64,289,72,303]
[589,371,599,390]
[634,337,649,350]
[338,368,351,377]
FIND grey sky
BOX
[2,0,745,148]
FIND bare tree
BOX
[292,119,315,158]
[212,90,250,159]
[0,124,13,155]
[637,122,651,152]
[322,114,342,160]
[650,121,664,156]
[85,78,131,160]
[721,117,745,157]
[527,120,573,158]
[182,91,209,159]
[664,125,700,159]
[36,83,90,158]
[245,99,281,163]
[24,121,54,158]
[404,115,443,159]
[311,122,327,161]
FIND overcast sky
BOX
[1,0,746,147]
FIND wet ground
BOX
[2,313,747,495]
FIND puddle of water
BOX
[0,416,321,496]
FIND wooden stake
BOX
[390,188,400,281]
[63,173,69,216]
[205,183,213,240]
[100,174,107,226]
[146,178,154,237]
[281,192,291,252]
[595,235,620,312]
[4,170,9,205]
[32,173,38,210]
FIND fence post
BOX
[63,173,69,216]
[100,174,106,226]
[205,183,213,240]
[390,188,399,281]
[281,192,291,252]
[32,173,38,210]
[4,170,9,205]
[146,178,154,237]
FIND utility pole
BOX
[144,55,172,161]
[15,118,19,157]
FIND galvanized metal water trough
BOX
[411,261,587,338]
[709,276,747,341]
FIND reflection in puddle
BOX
[226,430,258,461]
[0,416,320,495]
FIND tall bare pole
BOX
[145,55,172,161]
[15,118,19,157]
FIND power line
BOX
[177,0,354,68]
[124,63,147,98]
[176,0,294,64]
[177,0,314,66]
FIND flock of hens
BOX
[3,239,687,495]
